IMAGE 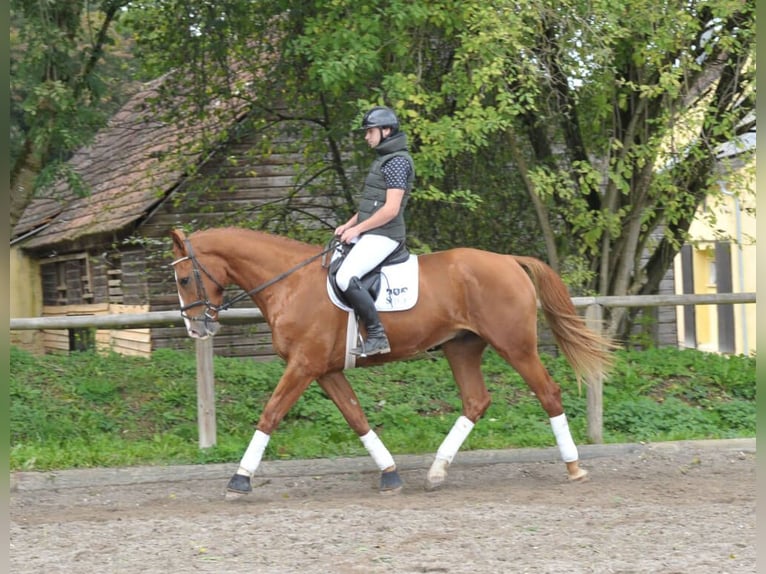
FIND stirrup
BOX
[351,336,391,357]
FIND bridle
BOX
[171,237,339,321]
[171,239,227,323]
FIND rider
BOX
[334,106,415,356]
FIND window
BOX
[41,254,93,305]
[708,259,717,287]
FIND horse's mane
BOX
[192,227,323,254]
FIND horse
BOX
[169,227,615,498]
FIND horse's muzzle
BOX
[185,317,221,339]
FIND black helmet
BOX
[360,106,399,133]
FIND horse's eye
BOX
[179,277,190,287]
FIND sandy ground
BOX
[10,438,755,574]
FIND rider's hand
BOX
[340,226,359,244]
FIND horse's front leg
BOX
[317,372,403,495]
[226,363,314,498]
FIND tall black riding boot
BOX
[343,277,391,356]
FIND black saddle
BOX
[327,240,410,306]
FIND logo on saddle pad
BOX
[326,245,419,312]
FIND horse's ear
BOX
[170,229,187,258]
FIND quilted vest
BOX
[357,132,415,242]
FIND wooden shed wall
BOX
[33,247,155,356]
[40,303,151,356]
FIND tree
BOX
[10,0,136,232]
[511,0,755,337]
[120,0,757,338]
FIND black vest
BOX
[357,132,414,242]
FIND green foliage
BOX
[10,0,138,209]
[603,396,718,440]
[9,345,754,471]
[119,0,754,321]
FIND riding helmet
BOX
[360,106,399,133]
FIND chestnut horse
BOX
[170,227,614,498]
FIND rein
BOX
[173,237,339,316]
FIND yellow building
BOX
[673,151,756,356]
[10,245,44,352]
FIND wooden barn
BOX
[11,74,340,359]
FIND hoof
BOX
[224,490,248,501]
[379,469,403,495]
[425,457,448,491]
[567,468,589,482]
[226,473,252,496]
[424,477,445,492]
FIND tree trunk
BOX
[9,139,42,237]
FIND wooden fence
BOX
[10,292,756,449]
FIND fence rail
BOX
[10,292,756,449]
[9,292,754,330]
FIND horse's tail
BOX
[513,256,617,384]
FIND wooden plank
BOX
[213,151,306,164]
[110,304,150,314]
[112,330,151,344]
[221,166,298,178]
[43,303,110,315]
[96,329,112,353]
[109,344,149,357]
[110,337,151,354]
[216,176,296,187]
[95,331,111,344]
[42,330,69,351]
[38,253,88,265]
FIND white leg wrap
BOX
[360,430,395,471]
[435,415,475,464]
[237,430,270,477]
[550,413,578,462]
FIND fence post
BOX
[195,338,217,448]
[585,303,604,444]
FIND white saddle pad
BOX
[327,254,419,312]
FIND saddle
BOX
[325,239,419,312]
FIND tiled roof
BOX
[13,74,249,250]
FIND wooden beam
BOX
[196,338,217,449]
[585,304,604,444]
[11,308,264,329]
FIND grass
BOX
[9,345,755,472]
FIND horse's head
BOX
[170,229,225,339]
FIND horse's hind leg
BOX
[317,371,403,495]
[426,334,491,491]
[497,346,589,482]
